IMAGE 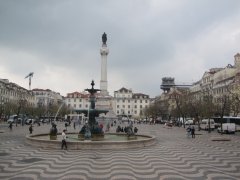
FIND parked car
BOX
[25,119,35,125]
[165,122,173,127]
[40,119,48,123]
[7,115,18,124]
[185,120,193,125]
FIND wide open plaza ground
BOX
[0,122,240,180]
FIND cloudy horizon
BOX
[1,0,240,98]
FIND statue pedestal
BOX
[127,135,137,140]
[49,135,57,140]
[78,134,84,140]
[92,134,105,141]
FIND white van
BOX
[7,115,18,124]
[218,123,235,134]
[200,119,215,130]
[185,120,193,125]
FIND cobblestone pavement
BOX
[0,122,240,180]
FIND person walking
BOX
[191,126,195,138]
[29,124,33,134]
[61,129,67,150]
[73,122,76,130]
[186,125,191,138]
[9,122,13,131]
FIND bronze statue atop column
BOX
[102,32,107,45]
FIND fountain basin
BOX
[25,133,156,150]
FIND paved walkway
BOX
[0,122,240,180]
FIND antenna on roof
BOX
[25,72,34,90]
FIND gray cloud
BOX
[1,0,240,97]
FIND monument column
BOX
[100,32,109,96]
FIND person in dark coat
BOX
[9,122,13,130]
[191,126,195,138]
[134,127,138,134]
[29,124,33,134]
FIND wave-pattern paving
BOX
[0,123,240,180]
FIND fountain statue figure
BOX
[79,80,108,139]
[49,122,58,140]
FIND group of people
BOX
[116,125,138,134]
[8,122,34,134]
[186,125,195,138]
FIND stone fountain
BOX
[25,80,156,149]
[79,80,108,140]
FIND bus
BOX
[212,116,240,125]
[213,116,240,133]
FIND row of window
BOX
[116,105,147,109]
[115,94,131,98]
[0,92,35,102]
[68,98,89,102]
[69,104,148,110]
[117,99,148,103]
[116,110,143,115]
[69,104,89,108]
[67,95,84,98]
[0,88,26,97]
[115,94,148,99]
[67,98,149,104]
[213,88,227,95]
[202,76,211,83]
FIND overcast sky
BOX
[1,0,240,98]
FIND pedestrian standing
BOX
[186,125,191,138]
[61,129,67,150]
[29,124,33,134]
[191,126,195,138]
[65,122,68,130]
[9,122,13,131]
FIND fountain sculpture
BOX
[78,80,108,140]
[49,123,58,140]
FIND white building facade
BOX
[64,87,151,118]
[190,53,240,103]
[65,91,90,110]
[32,88,63,107]
[0,79,35,106]
[0,79,35,117]
[113,87,150,118]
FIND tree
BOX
[187,93,203,130]
[171,88,190,128]
[201,89,216,133]
[228,83,240,116]
[215,94,231,133]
